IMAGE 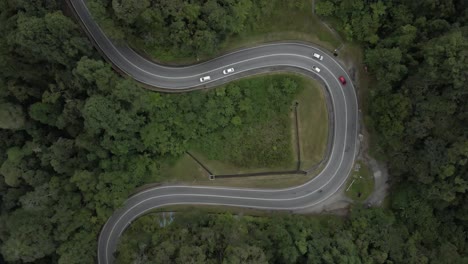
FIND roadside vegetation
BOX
[116,208,429,263]
[190,75,301,170]
[157,155,209,184]
[345,162,374,202]
[87,0,341,63]
[0,0,467,264]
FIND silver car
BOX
[313,53,323,60]
[200,76,211,82]
[223,68,235,74]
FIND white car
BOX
[223,68,234,74]
[313,53,323,60]
[312,66,321,73]
[200,76,211,82]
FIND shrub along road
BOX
[69,0,359,263]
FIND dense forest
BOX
[317,0,468,224]
[116,207,464,263]
[0,1,302,263]
[0,0,467,263]
[116,0,468,263]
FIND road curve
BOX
[69,0,359,263]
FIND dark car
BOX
[338,76,346,85]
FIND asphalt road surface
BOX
[69,1,359,263]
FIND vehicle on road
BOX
[223,68,234,74]
[313,53,323,60]
[200,76,211,82]
[339,76,346,85]
[70,2,359,262]
[312,66,321,73]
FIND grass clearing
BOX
[155,160,321,189]
[345,162,374,202]
[189,75,328,176]
[150,74,328,189]
[189,74,301,171]
[195,173,314,189]
[295,78,328,169]
[152,153,321,189]
[189,148,297,176]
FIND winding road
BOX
[69,0,359,263]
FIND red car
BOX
[338,76,346,85]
